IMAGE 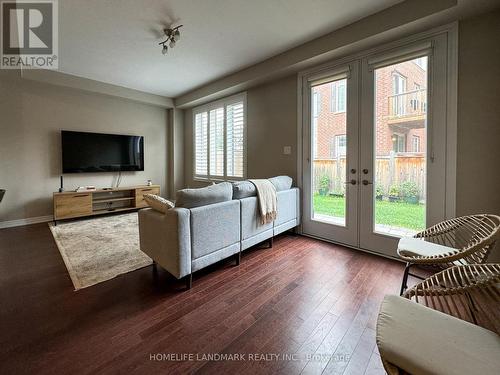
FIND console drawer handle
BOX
[141,189,153,192]
[73,194,89,197]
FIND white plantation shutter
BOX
[226,101,244,178]
[209,107,225,177]
[194,112,208,176]
[193,93,246,180]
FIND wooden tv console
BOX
[53,185,160,222]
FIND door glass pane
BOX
[311,79,347,226]
[373,57,427,236]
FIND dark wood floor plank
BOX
[342,327,377,375]
[0,223,404,375]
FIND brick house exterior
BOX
[312,58,427,159]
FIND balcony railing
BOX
[387,89,427,121]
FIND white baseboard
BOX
[0,215,54,229]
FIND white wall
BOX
[0,71,168,223]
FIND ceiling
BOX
[59,0,404,98]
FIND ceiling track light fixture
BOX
[159,25,183,55]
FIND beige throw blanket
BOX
[249,179,277,224]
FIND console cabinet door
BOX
[135,187,160,208]
[54,193,92,219]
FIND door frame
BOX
[296,22,458,259]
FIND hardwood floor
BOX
[0,223,406,375]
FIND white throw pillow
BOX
[143,194,174,213]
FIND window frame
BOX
[391,71,407,95]
[412,135,421,152]
[331,134,347,158]
[192,92,247,182]
[312,91,321,117]
[331,80,347,113]
[392,132,406,153]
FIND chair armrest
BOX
[138,208,191,279]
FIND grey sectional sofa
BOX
[138,181,300,289]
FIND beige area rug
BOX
[49,213,152,290]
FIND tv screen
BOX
[61,131,144,173]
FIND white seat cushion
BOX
[377,295,500,375]
[398,237,456,258]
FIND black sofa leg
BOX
[269,237,273,248]
[399,262,411,296]
[185,274,193,290]
[235,252,241,266]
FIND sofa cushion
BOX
[175,182,232,209]
[275,188,299,225]
[232,181,256,199]
[240,196,273,240]
[190,200,240,260]
[143,194,174,213]
[377,295,500,375]
[269,176,293,191]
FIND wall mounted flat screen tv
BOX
[62,131,144,173]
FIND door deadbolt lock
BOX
[363,169,369,174]
[350,168,356,174]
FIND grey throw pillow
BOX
[268,176,293,191]
[232,181,256,199]
[176,182,233,208]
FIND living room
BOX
[1,1,499,374]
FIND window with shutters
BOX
[193,93,246,180]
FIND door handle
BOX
[362,180,373,185]
[344,179,357,185]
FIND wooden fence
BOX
[313,154,426,198]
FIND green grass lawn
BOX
[313,194,425,231]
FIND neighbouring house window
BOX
[392,72,407,116]
[194,93,246,180]
[312,92,320,158]
[313,92,321,117]
[392,72,407,95]
[412,135,421,152]
[414,57,427,70]
[331,80,346,113]
[331,134,347,158]
[312,118,318,159]
[392,133,406,153]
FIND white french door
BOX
[301,31,455,258]
[302,62,360,247]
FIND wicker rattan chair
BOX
[398,214,500,295]
[403,263,500,333]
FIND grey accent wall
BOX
[457,10,500,260]
[183,75,297,188]
[0,71,168,223]
[456,10,500,217]
[167,108,185,199]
